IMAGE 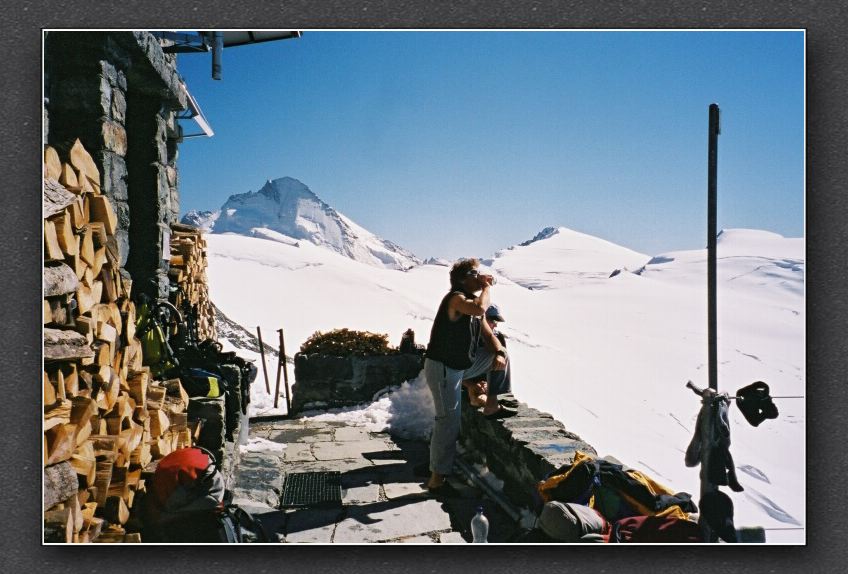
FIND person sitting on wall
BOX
[461,304,518,418]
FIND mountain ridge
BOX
[182,177,421,270]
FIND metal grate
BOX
[280,471,342,508]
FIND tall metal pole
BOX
[212,31,224,80]
[707,104,720,391]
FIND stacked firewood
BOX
[168,222,216,341]
[43,140,195,543]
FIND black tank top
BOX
[425,290,481,369]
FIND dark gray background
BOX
[3,1,843,571]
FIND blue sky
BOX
[176,30,804,261]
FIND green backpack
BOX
[135,300,178,377]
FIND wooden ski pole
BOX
[257,326,271,394]
[279,328,292,412]
[274,328,284,409]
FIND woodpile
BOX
[43,141,194,543]
[168,222,216,341]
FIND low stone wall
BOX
[289,352,594,513]
[291,353,424,414]
[459,398,596,511]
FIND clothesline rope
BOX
[728,395,804,400]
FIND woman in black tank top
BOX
[423,258,493,493]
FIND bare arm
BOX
[448,284,491,319]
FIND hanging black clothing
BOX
[735,381,779,427]
[685,393,744,492]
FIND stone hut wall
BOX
[44,31,185,300]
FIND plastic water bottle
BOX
[238,411,250,446]
[471,506,489,543]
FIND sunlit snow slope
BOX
[206,225,804,543]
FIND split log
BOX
[43,178,77,219]
[65,249,86,281]
[90,303,122,333]
[44,219,65,262]
[69,138,100,186]
[44,263,79,297]
[103,496,129,525]
[89,196,117,236]
[101,268,117,302]
[89,221,108,249]
[45,297,72,327]
[45,423,77,465]
[146,386,166,410]
[91,246,107,279]
[59,163,80,191]
[127,371,148,409]
[93,461,113,507]
[71,442,97,487]
[95,321,118,348]
[79,226,95,267]
[84,516,104,541]
[44,461,78,511]
[44,328,94,362]
[63,364,79,397]
[70,396,97,430]
[68,197,87,229]
[44,507,73,543]
[149,409,170,437]
[44,146,62,180]
[44,371,57,406]
[52,213,78,257]
[74,316,94,344]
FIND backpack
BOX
[149,446,225,515]
[135,299,179,377]
[180,367,227,398]
[217,503,273,543]
[141,446,270,543]
[610,515,703,543]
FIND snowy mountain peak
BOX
[492,225,651,290]
[189,177,421,270]
[519,226,561,246]
[181,209,220,231]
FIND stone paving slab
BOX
[291,458,376,474]
[333,499,453,543]
[283,443,316,462]
[398,535,436,543]
[438,531,468,544]
[283,507,345,543]
[333,426,372,442]
[233,416,491,543]
[341,471,383,505]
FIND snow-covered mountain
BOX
[181,209,219,231]
[206,224,804,543]
[486,226,652,289]
[182,177,420,270]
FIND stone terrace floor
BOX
[229,417,518,543]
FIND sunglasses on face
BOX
[466,269,480,277]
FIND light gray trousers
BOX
[424,358,465,475]
[462,345,511,396]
